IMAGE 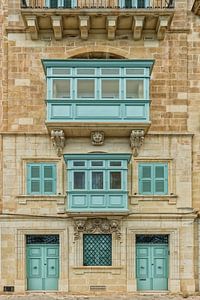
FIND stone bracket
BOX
[51,16,63,40]
[130,129,145,157]
[79,16,90,40]
[51,129,66,157]
[156,16,169,40]
[25,15,39,40]
[91,131,105,146]
[132,16,145,41]
[74,218,121,240]
[107,16,118,40]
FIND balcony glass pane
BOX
[53,79,70,98]
[91,161,103,167]
[52,68,71,75]
[74,172,85,189]
[73,161,85,167]
[110,172,121,189]
[101,80,119,98]
[110,161,122,167]
[126,80,144,99]
[101,68,120,75]
[77,80,95,98]
[92,172,103,189]
[126,68,144,75]
[77,68,95,75]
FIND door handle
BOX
[33,266,37,269]
[140,266,144,269]
[158,266,162,269]
[51,266,55,269]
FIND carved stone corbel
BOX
[51,129,66,157]
[130,129,145,157]
[91,131,105,146]
[74,218,121,240]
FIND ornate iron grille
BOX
[26,234,59,244]
[136,234,168,244]
[83,234,112,266]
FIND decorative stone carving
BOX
[51,129,66,157]
[130,129,145,157]
[74,218,121,240]
[91,131,105,146]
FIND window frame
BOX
[138,162,168,195]
[27,163,57,195]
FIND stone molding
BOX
[130,129,145,156]
[51,129,66,157]
[74,218,121,240]
[91,131,105,145]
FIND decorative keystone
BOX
[133,16,145,41]
[25,16,39,40]
[74,218,121,240]
[107,16,117,40]
[91,131,105,146]
[156,16,169,40]
[79,16,90,40]
[51,16,63,40]
[51,129,66,157]
[130,129,145,157]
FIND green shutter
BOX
[139,163,168,195]
[27,164,41,195]
[43,164,56,195]
[27,163,56,195]
[139,164,153,194]
[154,164,168,195]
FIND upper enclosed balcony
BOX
[21,0,175,40]
[42,59,154,137]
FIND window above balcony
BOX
[42,59,154,137]
[21,0,174,40]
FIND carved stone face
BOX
[91,131,104,145]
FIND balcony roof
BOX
[21,6,174,41]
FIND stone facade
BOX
[0,0,200,296]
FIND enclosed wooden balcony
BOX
[21,0,175,40]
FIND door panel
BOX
[136,244,168,291]
[27,244,59,290]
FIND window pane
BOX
[142,166,151,178]
[52,68,71,75]
[77,80,95,98]
[44,166,53,178]
[31,181,40,193]
[91,161,103,167]
[73,161,85,167]
[110,161,121,167]
[101,68,120,75]
[142,181,151,193]
[77,68,95,75]
[110,172,121,189]
[126,80,144,98]
[101,80,119,98]
[53,79,70,98]
[31,166,40,178]
[126,68,144,75]
[83,234,112,266]
[155,180,165,193]
[92,172,103,189]
[74,172,85,189]
[44,180,53,193]
[155,166,164,178]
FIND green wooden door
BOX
[136,244,168,291]
[27,244,59,290]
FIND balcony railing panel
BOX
[21,0,174,9]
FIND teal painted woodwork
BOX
[136,244,168,290]
[27,163,56,195]
[26,244,59,291]
[138,163,168,195]
[83,234,112,266]
[42,59,154,124]
[64,153,131,212]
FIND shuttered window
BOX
[139,163,168,195]
[27,163,56,195]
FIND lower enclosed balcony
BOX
[21,0,174,40]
